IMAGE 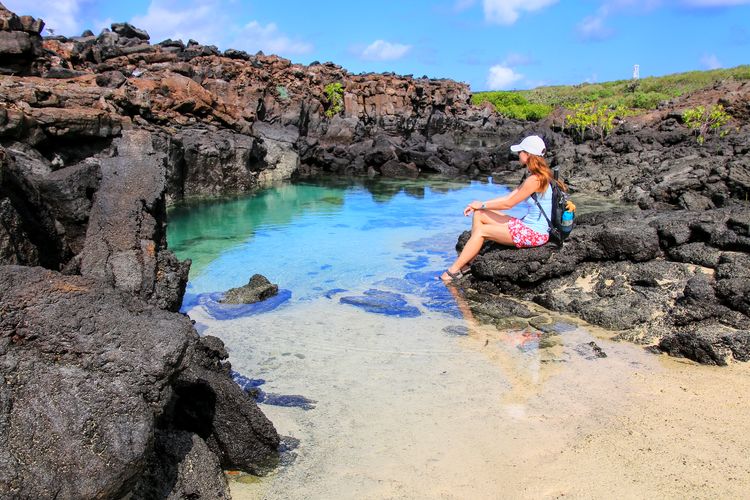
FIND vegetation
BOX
[276,85,289,100]
[324,82,344,118]
[682,104,731,144]
[471,91,551,121]
[564,104,630,142]
[472,64,750,121]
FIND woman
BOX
[440,135,565,283]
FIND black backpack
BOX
[530,167,575,245]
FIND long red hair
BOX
[527,154,566,193]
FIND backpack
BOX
[530,167,575,246]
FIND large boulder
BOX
[0,265,278,498]
[79,130,188,311]
[462,207,750,363]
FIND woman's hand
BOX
[464,200,483,216]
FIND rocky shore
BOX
[1,1,749,497]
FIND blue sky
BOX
[6,0,750,91]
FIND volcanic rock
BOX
[221,274,279,304]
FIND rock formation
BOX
[221,274,279,305]
[459,207,750,365]
[1,1,750,495]
[0,266,278,498]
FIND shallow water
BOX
[168,176,750,499]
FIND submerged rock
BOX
[221,274,279,304]
[340,289,421,317]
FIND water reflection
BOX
[169,174,628,304]
[168,183,347,276]
[444,284,566,413]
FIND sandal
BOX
[438,269,463,283]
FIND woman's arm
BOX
[464,176,541,215]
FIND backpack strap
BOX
[530,192,553,228]
[520,167,562,245]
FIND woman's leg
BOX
[441,211,515,281]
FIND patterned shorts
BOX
[507,218,549,248]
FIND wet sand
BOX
[187,298,750,499]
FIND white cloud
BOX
[130,0,312,56]
[700,53,722,69]
[482,0,558,25]
[486,65,523,89]
[3,0,86,36]
[576,10,615,40]
[360,40,412,61]
[233,21,313,56]
[131,0,229,45]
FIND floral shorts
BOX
[507,218,549,248]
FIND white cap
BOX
[510,135,546,156]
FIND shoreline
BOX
[184,297,750,499]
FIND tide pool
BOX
[168,176,527,318]
[165,176,750,500]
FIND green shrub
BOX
[473,64,750,118]
[471,91,552,121]
[630,91,670,109]
[565,104,628,142]
[276,85,289,100]
[682,104,731,144]
[324,82,344,118]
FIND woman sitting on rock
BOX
[440,135,565,283]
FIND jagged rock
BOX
[0,4,44,75]
[37,158,101,254]
[659,327,733,365]
[462,207,750,360]
[380,158,419,178]
[130,430,231,500]
[168,335,280,471]
[110,22,150,41]
[224,48,251,60]
[29,107,122,139]
[0,147,67,267]
[79,130,188,311]
[0,265,278,498]
[221,274,279,304]
[95,69,126,88]
[42,66,88,79]
[167,128,265,199]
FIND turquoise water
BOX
[168,176,527,314]
[167,179,750,499]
